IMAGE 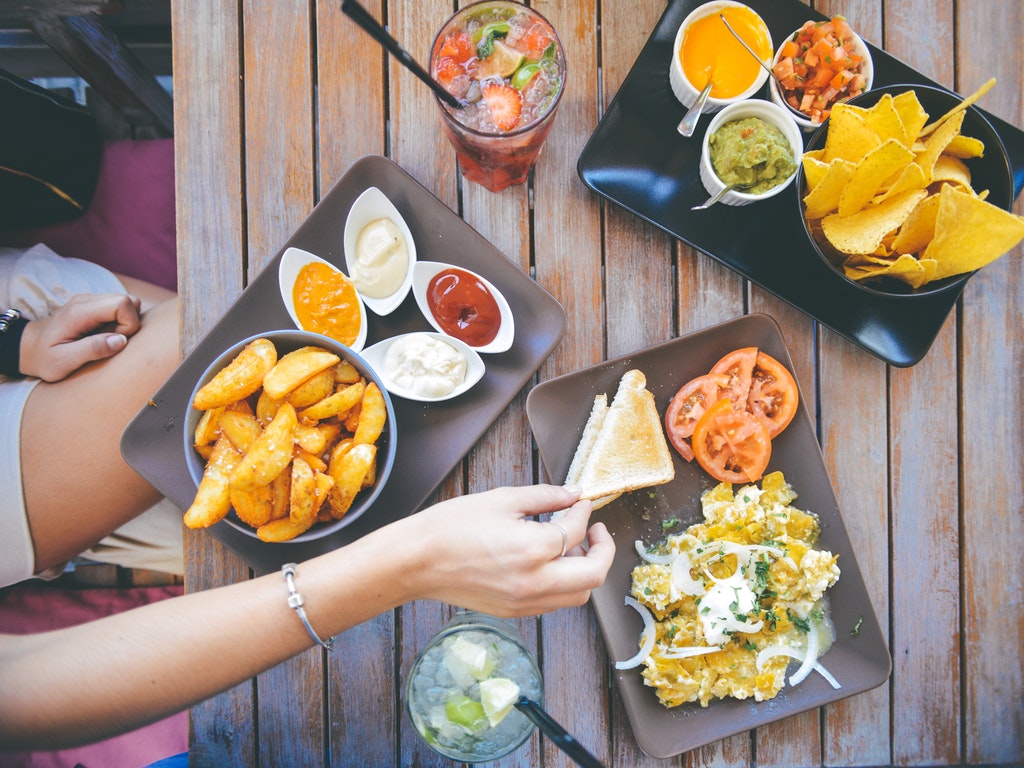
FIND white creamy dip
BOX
[352,217,409,299]
[384,334,467,398]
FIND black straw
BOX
[340,0,465,109]
[515,696,606,768]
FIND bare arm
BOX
[0,484,614,750]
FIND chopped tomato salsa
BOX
[773,16,868,124]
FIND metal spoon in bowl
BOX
[691,180,759,210]
[718,13,784,93]
[677,76,714,137]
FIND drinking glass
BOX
[405,611,543,762]
[429,1,566,192]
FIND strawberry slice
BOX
[482,83,522,131]
[434,57,464,89]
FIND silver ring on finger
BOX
[549,521,568,558]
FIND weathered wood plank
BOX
[811,1,893,763]
[956,1,1024,764]
[884,2,962,764]
[237,2,323,764]
[173,0,256,765]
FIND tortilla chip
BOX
[891,193,942,255]
[931,154,972,187]
[924,185,1024,280]
[919,77,996,137]
[803,159,856,220]
[824,104,882,163]
[915,110,965,183]
[863,93,910,147]
[944,134,984,160]
[891,90,929,140]
[822,189,928,255]
[802,155,831,191]
[875,161,928,205]
[838,139,915,216]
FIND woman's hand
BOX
[18,293,143,382]
[401,484,616,617]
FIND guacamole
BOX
[708,117,796,194]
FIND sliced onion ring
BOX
[788,622,819,686]
[614,596,656,670]
[658,645,722,659]
[634,539,675,565]
[755,644,840,689]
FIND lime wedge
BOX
[478,39,525,79]
[445,693,487,732]
[445,636,496,683]
[480,677,520,727]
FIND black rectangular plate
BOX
[577,0,1024,367]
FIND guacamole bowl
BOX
[698,99,803,207]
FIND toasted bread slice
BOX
[575,369,675,500]
[565,393,607,486]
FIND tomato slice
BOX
[747,351,799,437]
[664,373,731,461]
[691,397,772,484]
[709,347,758,407]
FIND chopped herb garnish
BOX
[851,616,863,636]
[661,516,681,531]
[787,609,811,633]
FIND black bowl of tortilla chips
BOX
[798,82,1021,298]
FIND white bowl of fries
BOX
[183,330,397,543]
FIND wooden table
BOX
[170,1,1023,765]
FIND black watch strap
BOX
[0,309,29,377]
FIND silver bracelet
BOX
[281,563,334,651]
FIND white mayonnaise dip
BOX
[383,334,467,398]
[352,217,409,299]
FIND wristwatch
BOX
[0,308,22,333]
[0,308,28,377]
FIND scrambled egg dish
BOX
[626,472,840,708]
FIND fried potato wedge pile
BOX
[802,79,1024,289]
[185,339,388,542]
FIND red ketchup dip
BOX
[426,267,502,347]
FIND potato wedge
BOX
[334,359,361,384]
[230,482,274,528]
[193,406,224,449]
[184,437,240,528]
[256,515,314,542]
[287,368,335,408]
[219,410,263,453]
[299,380,365,423]
[328,443,376,519]
[193,338,277,410]
[262,346,340,400]
[256,389,282,425]
[289,456,318,526]
[269,469,291,521]
[230,402,297,487]
[353,382,387,445]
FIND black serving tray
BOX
[577,0,1024,367]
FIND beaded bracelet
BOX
[281,563,334,651]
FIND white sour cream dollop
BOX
[384,334,467,398]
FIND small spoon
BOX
[677,77,713,137]
[691,181,757,210]
[718,13,783,93]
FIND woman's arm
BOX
[0,484,614,750]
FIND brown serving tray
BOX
[526,314,891,758]
[121,155,566,574]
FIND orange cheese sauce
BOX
[292,261,362,346]
[680,6,772,99]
